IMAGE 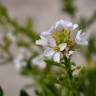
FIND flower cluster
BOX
[36,19,88,63]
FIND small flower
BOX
[32,55,46,69]
[75,30,88,45]
[36,19,88,63]
[14,53,26,70]
[14,48,30,70]
[36,36,67,63]
[43,38,67,63]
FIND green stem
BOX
[64,56,73,79]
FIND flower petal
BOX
[53,52,60,63]
[59,43,67,51]
[73,24,78,30]
[55,19,65,31]
[36,36,48,46]
[48,37,56,47]
[75,30,88,45]
[76,40,88,45]
[41,31,51,36]
[63,20,73,29]
[75,30,82,40]
[36,39,47,46]
[41,26,55,36]
[44,48,55,57]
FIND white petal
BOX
[44,48,55,57]
[41,26,55,36]
[14,58,26,70]
[36,39,46,46]
[36,36,48,46]
[53,52,60,63]
[75,30,82,40]
[80,32,88,40]
[48,37,56,47]
[73,24,78,30]
[63,20,73,29]
[40,35,46,39]
[76,41,88,45]
[41,31,51,36]
[59,43,67,51]
[55,19,65,31]
[75,30,88,45]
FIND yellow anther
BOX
[63,28,70,42]
[52,32,61,44]
[53,46,60,52]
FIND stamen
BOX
[53,46,60,52]
[52,32,61,44]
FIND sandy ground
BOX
[0,0,96,96]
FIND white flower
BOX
[75,30,88,45]
[43,38,67,63]
[41,19,78,36]
[14,53,26,70]
[36,35,67,63]
[14,48,29,70]
[32,55,46,69]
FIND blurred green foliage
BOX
[0,4,39,42]
[62,0,77,17]
[0,86,3,96]
[20,89,29,96]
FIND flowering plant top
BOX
[36,19,88,63]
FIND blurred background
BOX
[0,0,96,96]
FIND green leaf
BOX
[0,86,4,96]
[62,0,77,17]
[25,18,33,30]
[20,89,29,96]
[0,4,8,17]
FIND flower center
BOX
[53,46,60,52]
[52,28,76,50]
[52,31,61,44]
[52,28,70,44]
[63,28,70,42]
